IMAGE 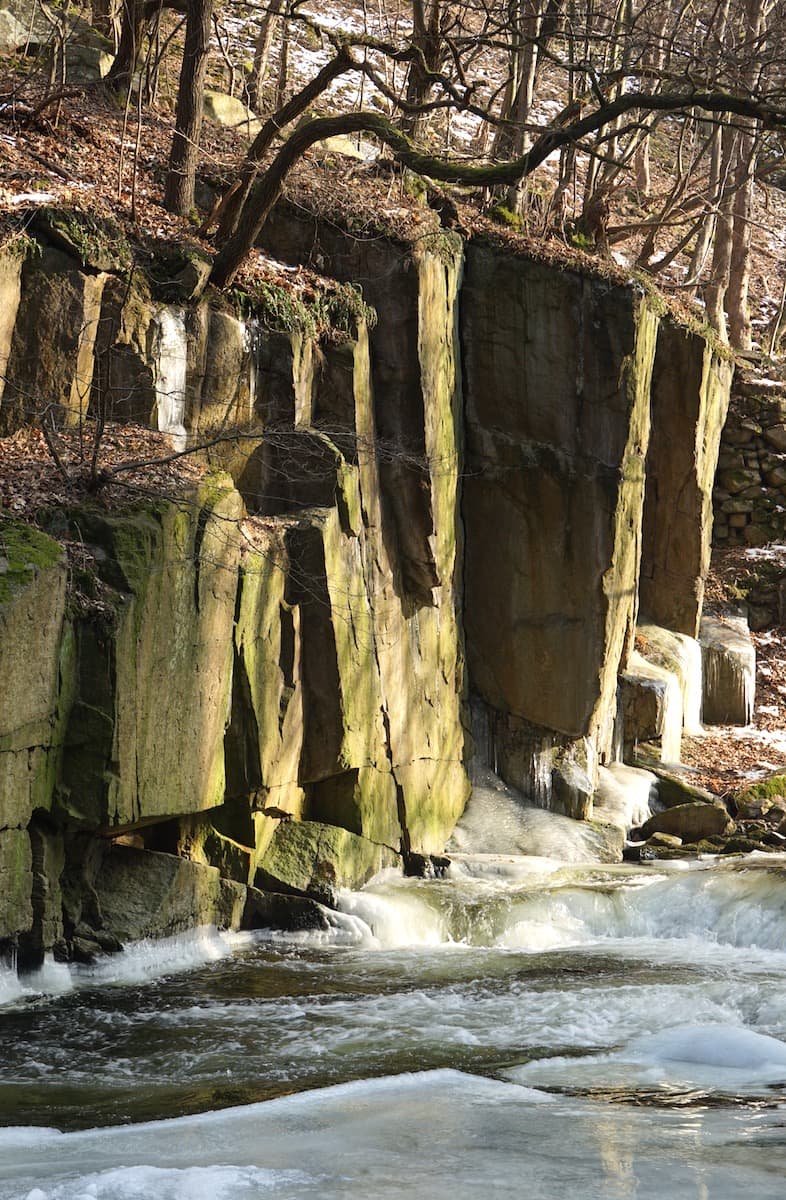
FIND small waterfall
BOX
[153,307,188,450]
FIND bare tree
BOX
[164,0,214,214]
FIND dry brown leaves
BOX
[0,422,207,522]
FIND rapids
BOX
[2,842,786,1197]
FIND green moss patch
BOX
[229,277,377,343]
[0,519,63,605]
[31,207,132,273]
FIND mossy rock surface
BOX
[256,820,399,904]
[0,522,68,828]
[731,773,786,809]
[0,521,64,606]
[31,207,131,273]
[0,829,33,939]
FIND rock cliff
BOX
[0,209,733,965]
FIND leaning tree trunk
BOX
[210,46,354,241]
[164,0,214,215]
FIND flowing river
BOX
[3,845,786,1198]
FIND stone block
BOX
[700,613,756,725]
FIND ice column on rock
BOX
[153,307,188,450]
[700,613,756,726]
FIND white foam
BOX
[3,928,244,1009]
[337,886,447,948]
[76,926,240,988]
[0,962,26,1006]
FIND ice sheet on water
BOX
[507,1023,786,1101]
[631,1023,786,1068]
[4,1068,786,1200]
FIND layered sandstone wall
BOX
[0,212,733,961]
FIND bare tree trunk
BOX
[249,0,285,111]
[164,0,213,215]
[275,13,291,109]
[725,0,767,350]
[704,126,737,342]
[634,142,650,197]
[401,0,443,139]
[107,0,147,86]
[686,123,722,286]
[727,129,757,350]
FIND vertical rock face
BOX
[640,323,732,636]
[461,245,658,811]
[0,247,106,433]
[0,215,734,953]
[0,248,22,412]
[256,213,471,852]
[53,481,243,832]
[0,220,471,955]
[0,524,67,950]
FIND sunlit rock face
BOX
[0,224,471,957]
[461,245,658,814]
[640,321,732,637]
[0,215,734,956]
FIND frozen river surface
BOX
[2,852,786,1198]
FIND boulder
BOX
[646,832,683,848]
[255,820,399,905]
[0,9,26,51]
[64,43,113,81]
[730,772,786,817]
[91,845,247,943]
[642,764,717,810]
[639,802,733,843]
[203,90,262,139]
[242,887,333,932]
